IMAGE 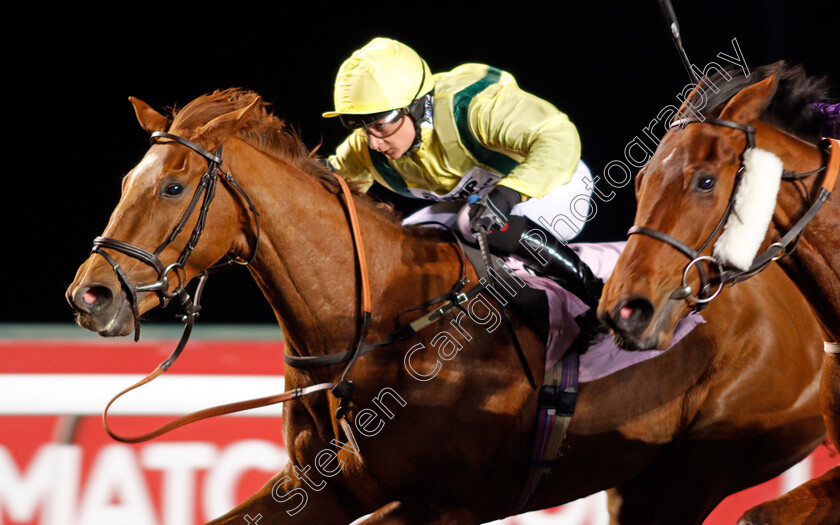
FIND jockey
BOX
[323,37,603,310]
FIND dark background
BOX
[4,2,837,327]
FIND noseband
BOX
[628,116,836,310]
[91,131,260,365]
[91,133,484,443]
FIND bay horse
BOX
[598,62,840,524]
[65,88,828,524]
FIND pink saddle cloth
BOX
[504,241,705,383]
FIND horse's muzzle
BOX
[66,280,135,337]
[598,293,680,351]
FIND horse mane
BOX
[166,88,441,237]
[697,61,835,143]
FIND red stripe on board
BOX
[0,340,285,375]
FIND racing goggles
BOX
[339,108,407,138]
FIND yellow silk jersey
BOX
[328,63,581,200]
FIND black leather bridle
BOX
[628,116,831,309]
[90,131,260,368]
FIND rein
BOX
[629,117,839,309]
[96,131,486,442]
[93,131,263,442]
[283,221,494,418]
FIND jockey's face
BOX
[366,114,416,159]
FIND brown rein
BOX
[103,366,336,443]
[100,134,481,443]
[102,138,372,443]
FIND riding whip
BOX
[657,0,700,84]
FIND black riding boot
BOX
[516,223,603,309]
[484,217,603,310]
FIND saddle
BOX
[461,243,552,345]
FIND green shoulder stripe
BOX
[452,68,520,175]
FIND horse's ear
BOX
[718,70,780,125]
[129,96,170,134]
[196,97,263,144]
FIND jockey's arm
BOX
[327,133,376,193]
[468,81,581,200]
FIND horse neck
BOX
[756,122,840,340]
[223,138,462,361]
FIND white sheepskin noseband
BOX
[713,148,784,271]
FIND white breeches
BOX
[402,161,595,244]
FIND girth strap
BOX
[514,342,581,513]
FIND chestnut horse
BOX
[599,62,840,524]
[66,89,827,524]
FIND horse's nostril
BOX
[76,285,113,312]
[82,290,99,305]
[613,297,655,333]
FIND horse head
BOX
[65,90,263,338]
[598,68,785,350]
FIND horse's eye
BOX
[163,183,184,197]
[695,175,716,192]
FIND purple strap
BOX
[812,102,840,139]
[514,350,580,514]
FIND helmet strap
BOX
[409,92,433,151]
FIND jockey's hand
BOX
[468,185,521,234]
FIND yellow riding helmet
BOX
[322,37,434,119]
